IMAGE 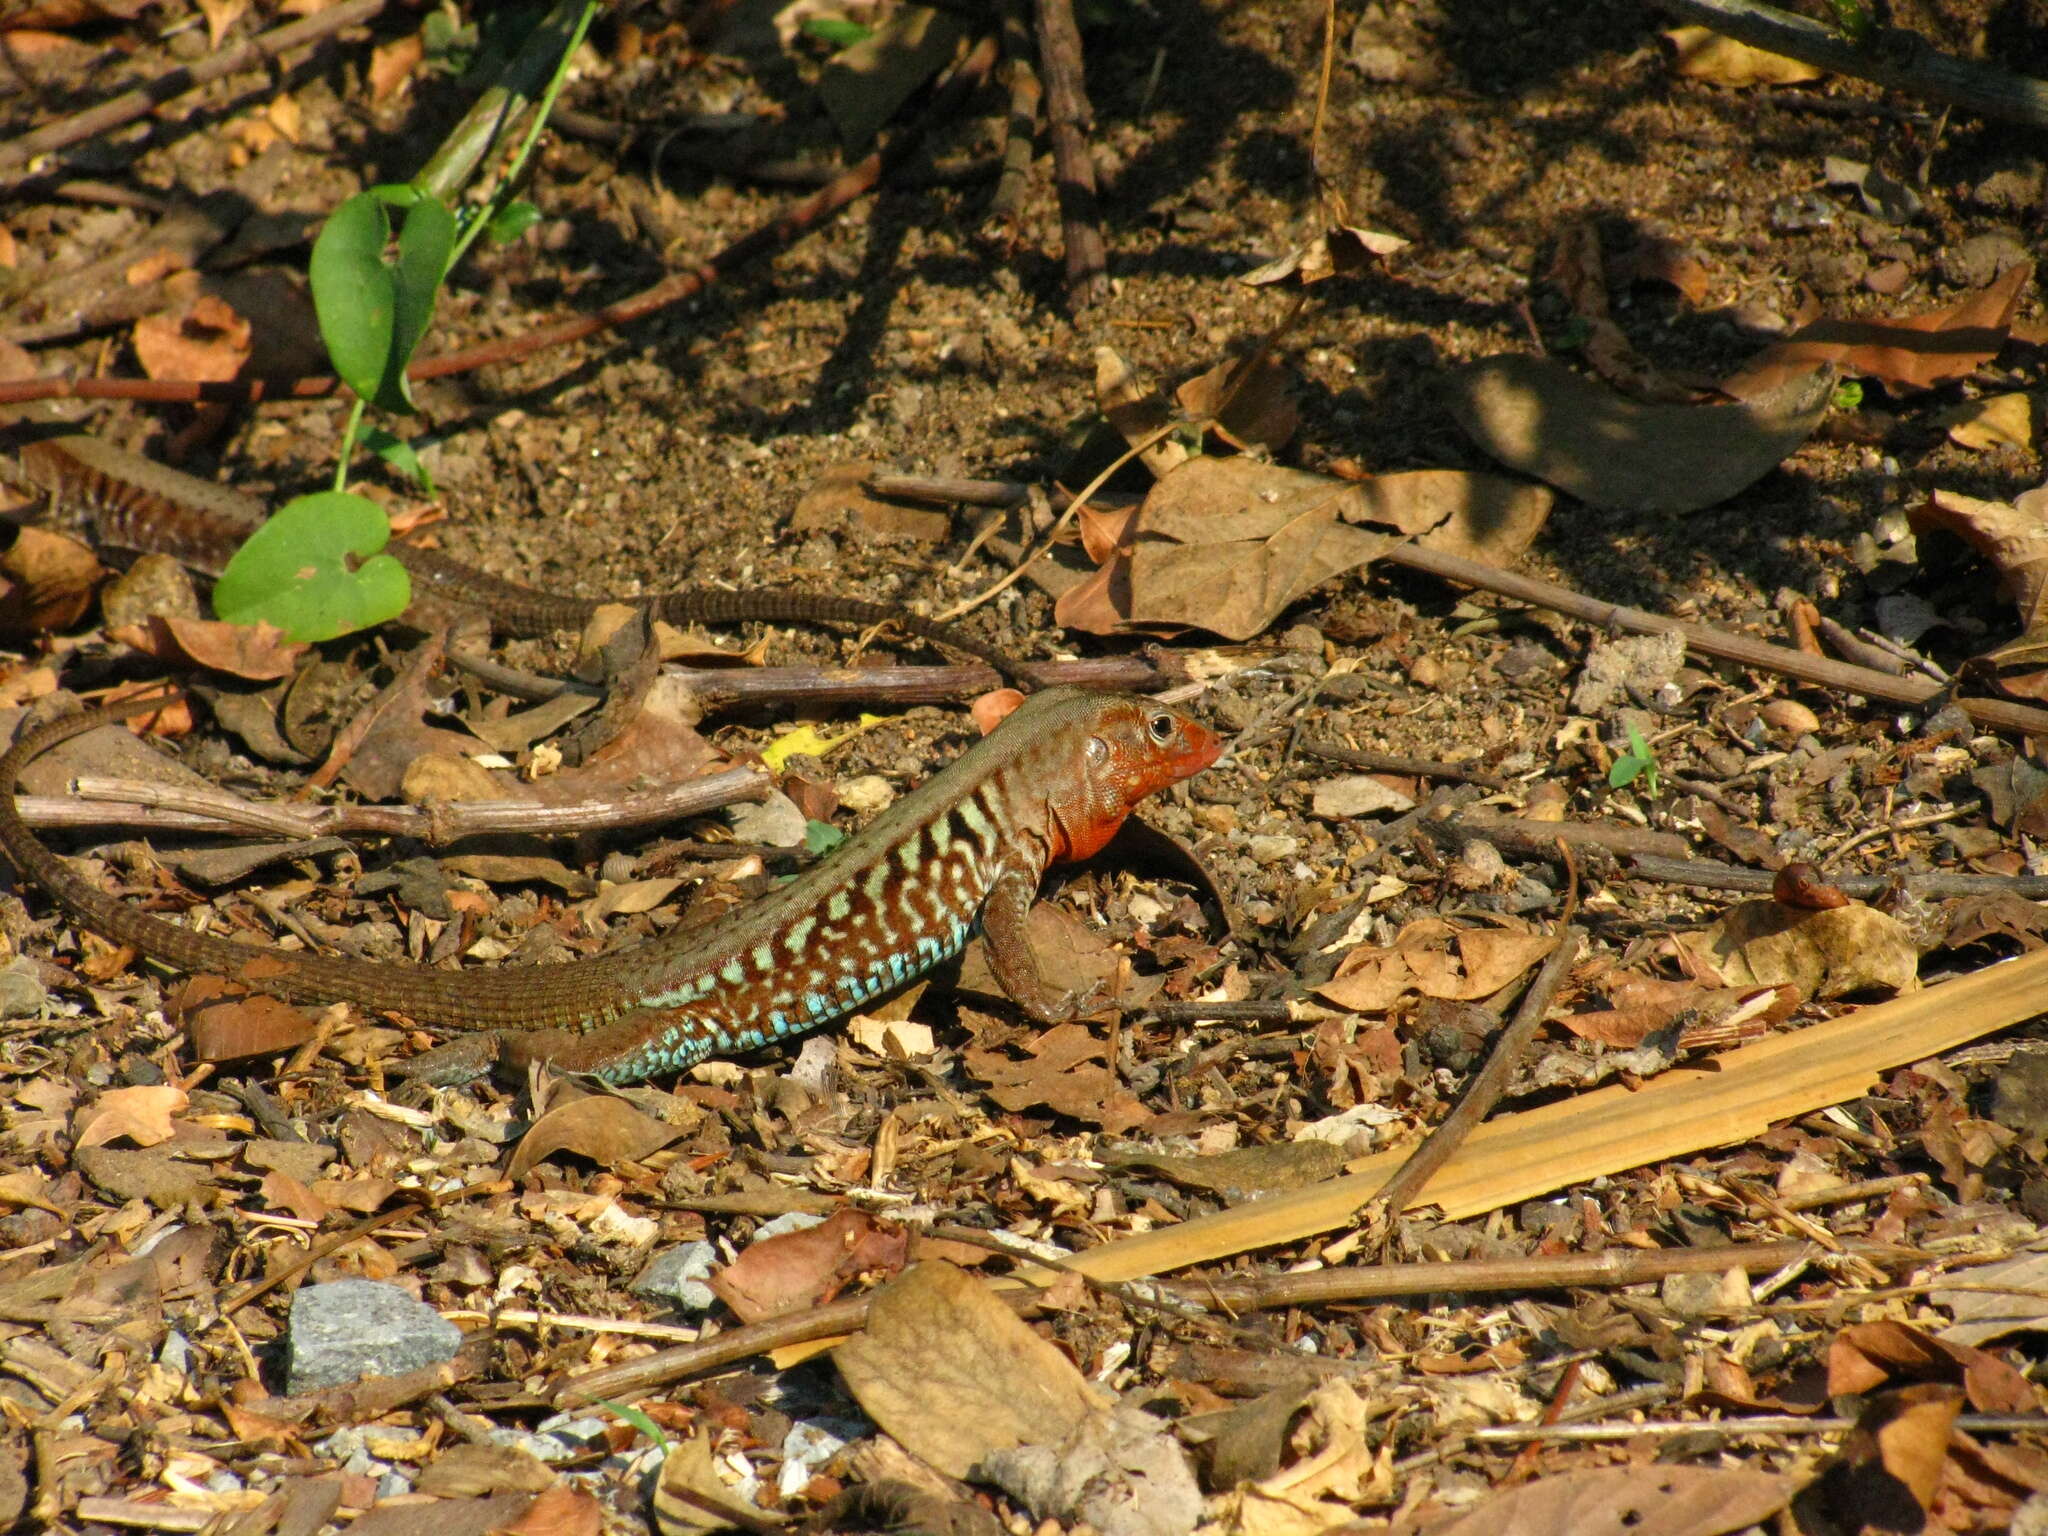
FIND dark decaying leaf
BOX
[171,976,321,1064]
[1911,483,2048,699]
[1827,1318,2039,1413]
[1446,353,1834,515]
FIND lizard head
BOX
[1045,691,1223,862]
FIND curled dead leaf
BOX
[1678,899,1918,998]
[1724,262,2033,399]
[1448,354,1834,514]
[1774,861,1850,910]
[506,1093,683,1180]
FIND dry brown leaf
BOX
[1828,1319,2039,1413]
[1932,1249,2048,1347]
[170,976,320,1064]
[1447,354,1834,514]
[1664,25,1823,86]
[1094,347,1188,479]
[109,614,308,680]
[133,292,251,383]
[963,1020,1152,1133]
[709,1209,911,1324]
[1723,262,2033,398]
[1548,220,1707,402]
[195,0,250,48]
[1316,917,1553,1012]
[834,1259,1110,1480]
[1174,354,1299,453]
[496,1485,604,1536]
[0,525,101,634]
[73,1085,187,1150]
[650,1430,784,1535]
[1811,1384,1963,1532]
[369,31,424,103]
[1676,899,1918,998]
[1939,391,2035,451]
[1913,483,2048,657]
[1238,222,1409,288]
[1430,1463,1797,1536]
[1611,233,1713,306]
[1210,1381,1392,1534]
[506,1094,683,1180]
[789,461,950,543]
[1054,457,1400,640]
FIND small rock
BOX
[838,774,895,814]
[1496,639,1555,680]
[754,1211,827,1243]
[1802,248,1866,297]
[286,1280,462,1394]
[1941,231,2031,290]
[1971,164,2047,214]
[632,1241,719,1313]
[1758,699,1821,736]
[1571,630,1685,715]
[729,791,808,848]
[101,554,202,628]
[1661,1267,1751,1318]
[1408,655,1452,691]
[1247,834,1300,865]
[1448,839,1508,891]
[1311,775,1415,819]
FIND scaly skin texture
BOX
[12,434,1027,682]
[0,688,1222,1083]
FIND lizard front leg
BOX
[981,867,1100,1024]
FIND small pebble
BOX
[1247,835,1300,865]
[1311,775,1415,819]
[1758,699,1821,735]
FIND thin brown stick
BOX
[1298,740,1513,792]
[1032,0,1109,306]
[1657,0,2048,128]
[0,0,390,186]
[1388,541,2048,738]
[0,35,1000,407]
[555,1235,1917,1404]
[985,0,1041,227]
[1436,813,1690,861]
[1368,926,1582,1222]
[1628,853,2048,900]
[44,763,771,844]
[1467,1413,2046,1444]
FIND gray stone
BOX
[1311,775,1416,820]
[729,791,809,848]
[632,1241,719,1313]
[1941,231,2031,290]
[285,1280,462,1394]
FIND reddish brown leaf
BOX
[0,526,102,634]
[171,975,321,1064]
[709,1209,911,1324]
[1724,263,2033,398]
[1813,1383,1962,1532]
[1828,1319,2039,1414]
[1774,861,1850,910]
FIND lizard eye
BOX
[1147,712,1175,743]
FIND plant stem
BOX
[333,395,366,492]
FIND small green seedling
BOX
[1831,378,1864,411]
[597,1399,669,1452]
[215,2,600,645]
[212,493,411,643]
[1608,720,1663,797]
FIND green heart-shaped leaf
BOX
[213,491,412,642]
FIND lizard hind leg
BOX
[403,1009,730,1088]
[980,867,1098,1025]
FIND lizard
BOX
[8,434,1030,684]
[0,686,1223,1084]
